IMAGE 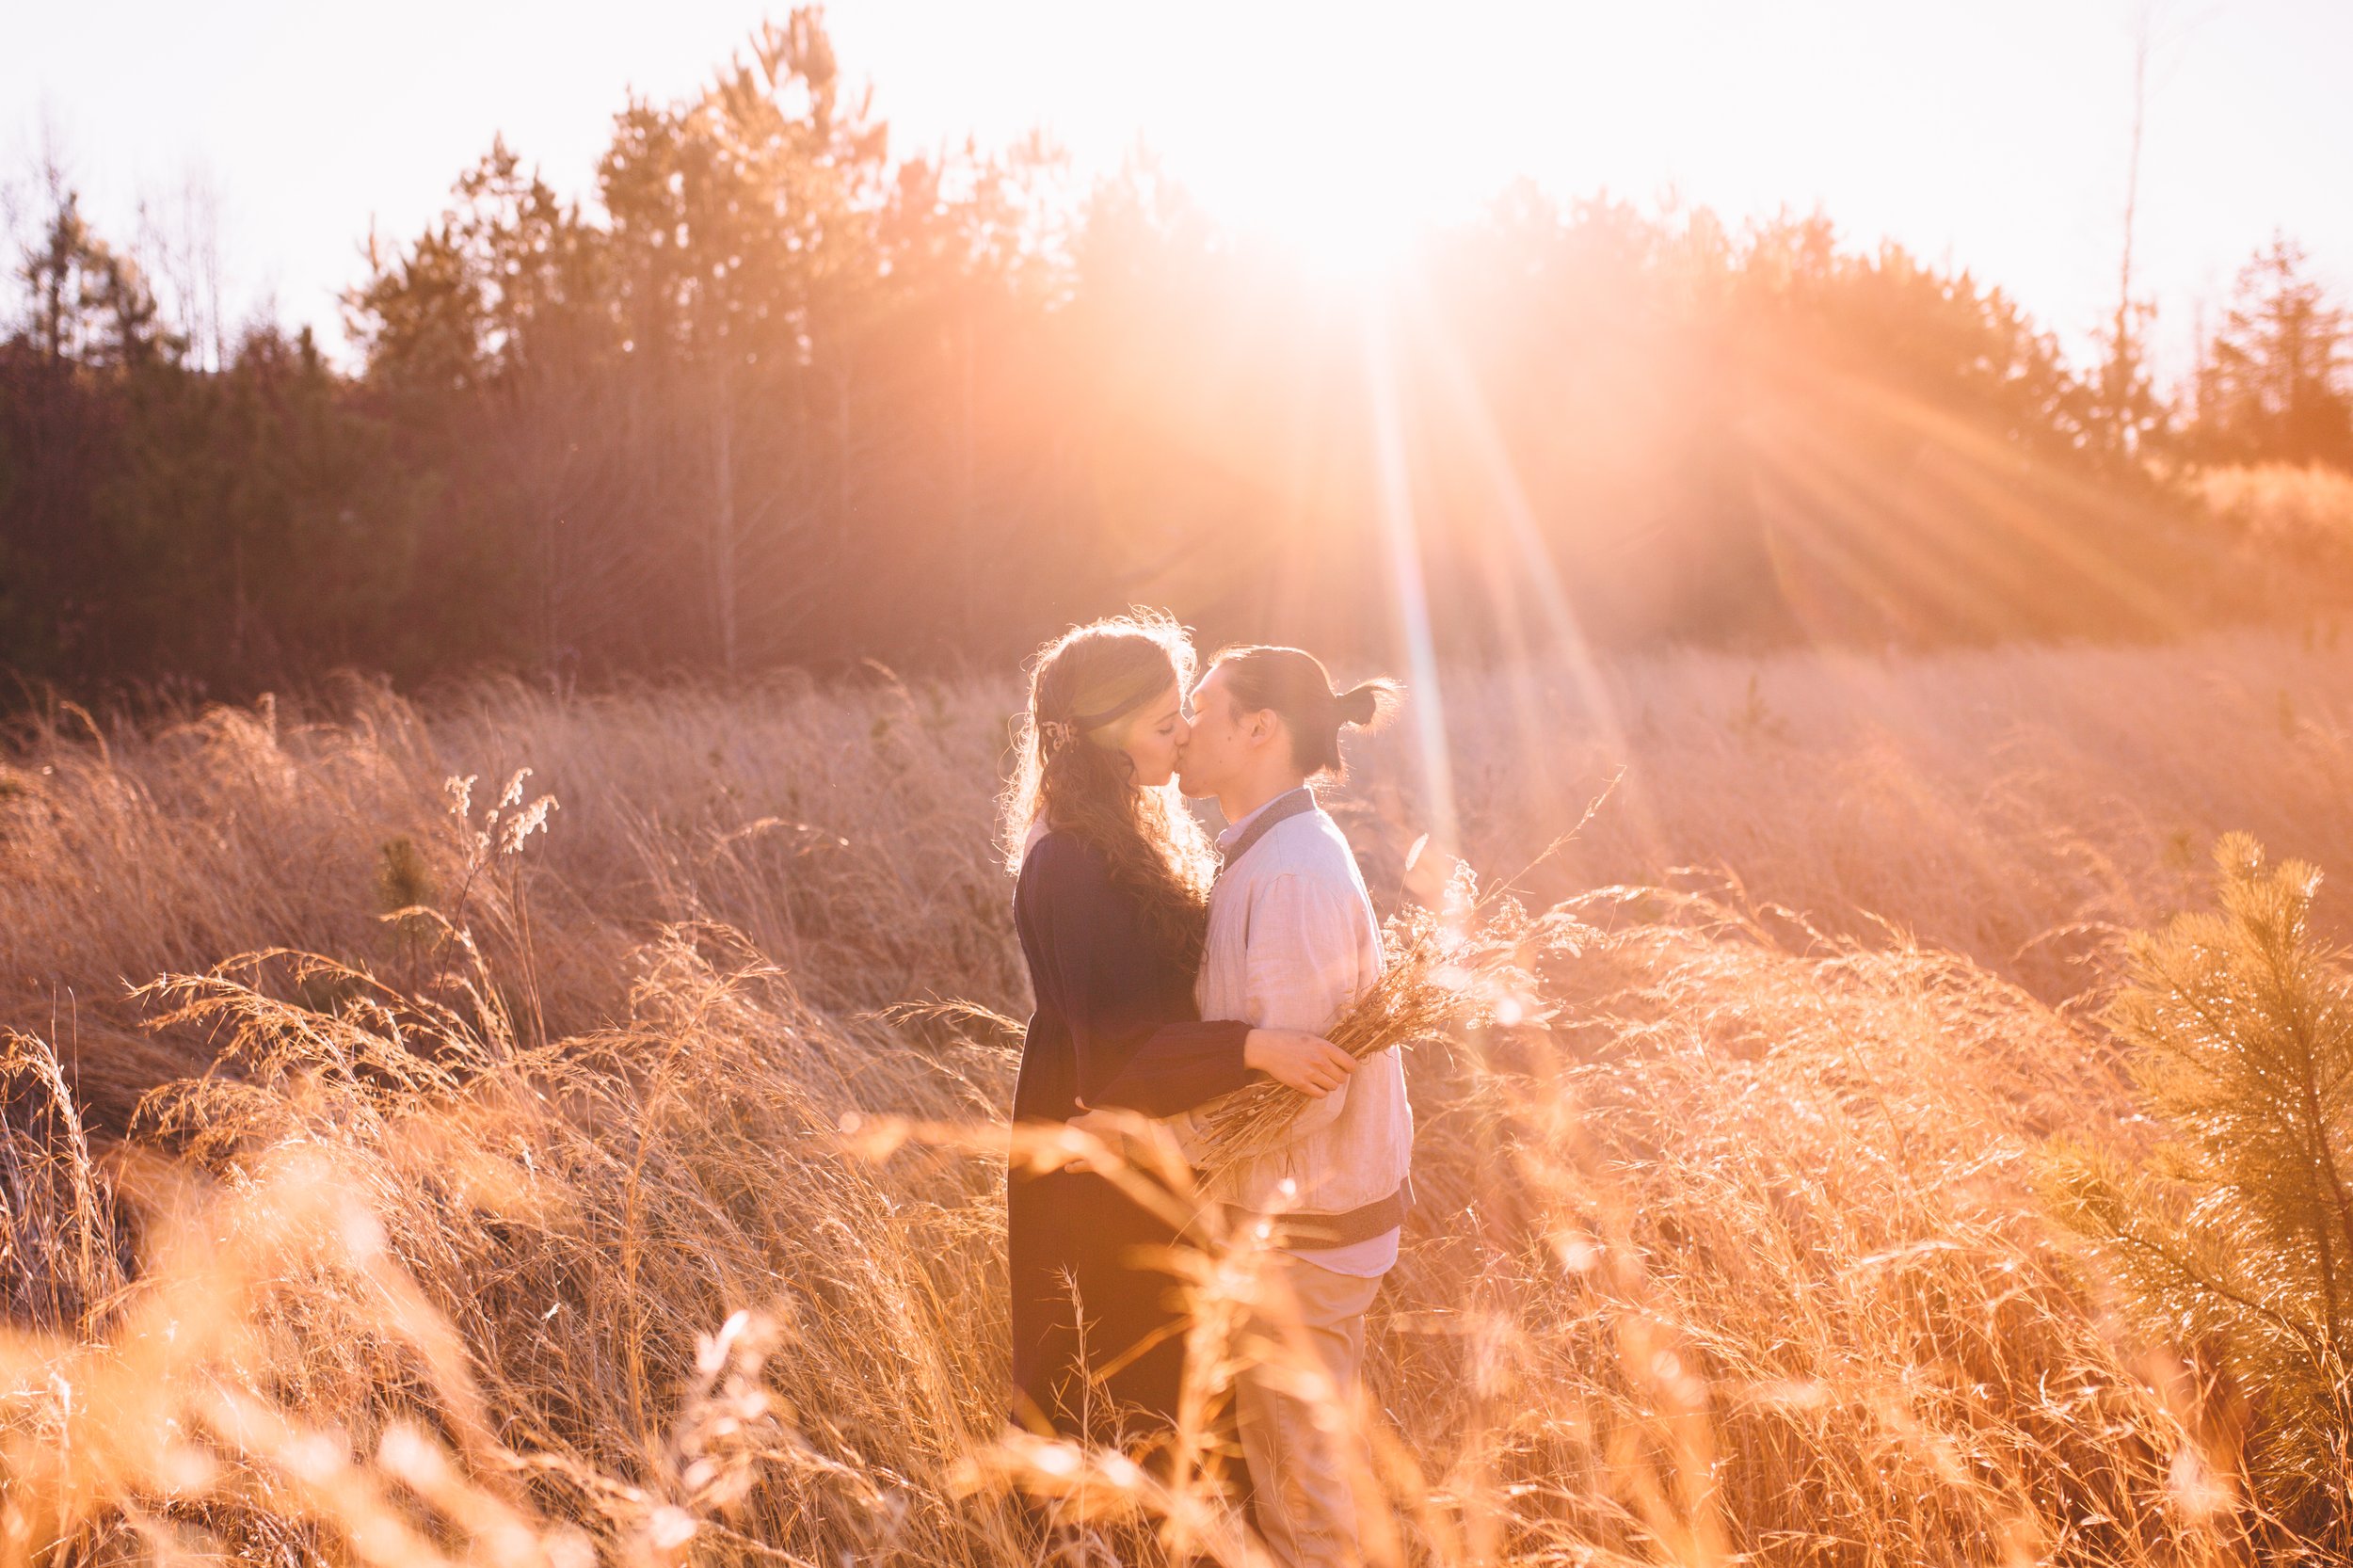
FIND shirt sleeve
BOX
[1027,836,1250,1116]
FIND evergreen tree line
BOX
[5,8,2351,700]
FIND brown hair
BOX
[1209,645,1402,779]
[999,610,1219,964]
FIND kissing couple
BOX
[1000,610,1414,1567]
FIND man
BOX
[1096,643,1412,1567]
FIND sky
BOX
[7,0,2349,383]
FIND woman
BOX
[999,612,1337,1445]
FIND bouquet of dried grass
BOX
[1189,857,1590,1186]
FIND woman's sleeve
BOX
[1026,837,1252,1116]
[1088,1021,1257,1117]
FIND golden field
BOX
[5,629,2353,1564]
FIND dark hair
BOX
[1209,645,1402,779]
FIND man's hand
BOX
[1243,1029,1357,1097]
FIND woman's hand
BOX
[1064,1106,1124,1148]
[1244,1029,1357,1097]
[1063,1104,1203,1172]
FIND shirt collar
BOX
[1216,785,1314,852]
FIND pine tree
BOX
[2043,833,2353,1546]
[2185,235,2353,471]
[20,187,170,372]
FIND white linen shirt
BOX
[1181,790,1413,1276]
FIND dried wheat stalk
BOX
[1191,868,1581,1184]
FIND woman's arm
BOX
[1026,835,1251,1116]
[1087,873,1363,1117]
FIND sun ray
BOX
[1362,296,1461,866]
[1408,282,1670,869]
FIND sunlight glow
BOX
[1415,293,1670,864]
[1363,299,1462,861]
[1117,8,1469,286]
[1210,144,1439,285]
[1231,194,1430,288]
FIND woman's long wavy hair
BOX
[1000,611,1219,968]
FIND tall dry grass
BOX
[1379,631,2353,1005]
[0,631,2346,1561]
[0,888,2252,1564]
[10,632,2353,1124]
[0,672,1024,1126]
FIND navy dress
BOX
[1009,829,1255,1439]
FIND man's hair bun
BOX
[1335,680,1399,730]
[1212,648,1402,779]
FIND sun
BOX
[1120,18,1459,290]
[1216,166,1434,287]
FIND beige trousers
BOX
[1234,1255,1383,1568]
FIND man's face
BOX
[1175,664,1249,800]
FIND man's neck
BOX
[1219,774,1310,831]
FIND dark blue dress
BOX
[1009,828,1253,1438]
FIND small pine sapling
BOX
[2041,833,2353,1544]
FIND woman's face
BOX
[1109,680,1191,788]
